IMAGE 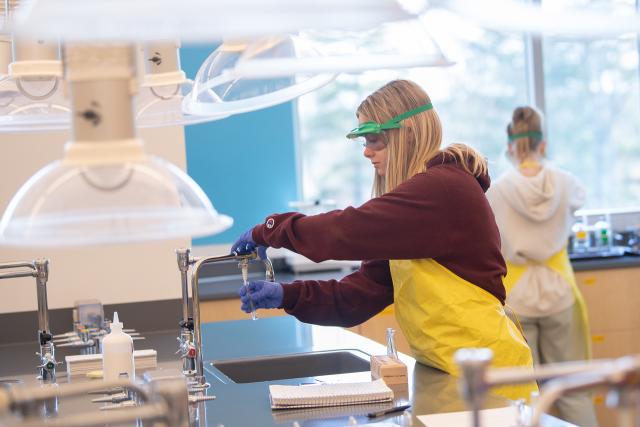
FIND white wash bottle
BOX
[102,312,135,381]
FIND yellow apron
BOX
[389,258,538,401]
[503,248,592,360]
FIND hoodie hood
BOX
[427,152,491,192]
[496,166,561,222]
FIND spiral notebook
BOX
[271,401,395,422]
[269,379,394,409]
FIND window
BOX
[542,0,640,208]
[296,13,527,208]
[296,4,640,210]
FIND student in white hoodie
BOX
[486,106,598,427]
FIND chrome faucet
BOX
[176,248,197,376]
[175,248,275,389]
[529,355,640,427]
[455,348,640,427]
[0,377,190,427]
[0,259,58,382]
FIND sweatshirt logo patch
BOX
[266,218,275,229]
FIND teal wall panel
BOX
[180,45,299,245]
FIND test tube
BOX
[239,259,257,320]
[386,328,399,360]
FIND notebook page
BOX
[269,379,394,409]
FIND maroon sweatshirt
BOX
[252,153,507,327]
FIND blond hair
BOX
[506,106,544,162]
[356,79,488,196]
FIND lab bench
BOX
[1,255,637,426]
[1,316,574,426]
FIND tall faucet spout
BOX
[188,250,275,386]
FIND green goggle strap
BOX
[508,131,543,142]
[347,102,433,138]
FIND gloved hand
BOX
[230,227,268,260]
[238,280,283,312]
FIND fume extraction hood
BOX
[3,0,638,246]
[0,0,452,246]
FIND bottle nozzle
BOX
[111,311,123,330]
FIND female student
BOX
[233,80,536,399]
[486,106,597,426]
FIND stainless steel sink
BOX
[209,349,371,384]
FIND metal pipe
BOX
[6,380,148,421]
[33,259,50,334]
[0,261,36,270]
[176,248,197,376]
[176,248,191,324]
[486,358,617,387]
[8,379,151,405]
[454,348,493,427]
[189,251,274,385]
[531,355,640,427]
[0,260,37,280]
[0,271,37,280]
[3,378,189,427]
[456,348,640,427]
[0,259,56,381]
[13,404,167,427]
[190,257,210,386]
[263,257,275,281]
[530,371,609,427]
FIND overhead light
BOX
[11,0,412,43]
[0,38,229,133]
[229,21,454,78]
[182,35,337,117]
[0,44,232,246]
[0,0,71,132]
[0,155,232,246]
[428,0,640,38]
[0,31,70,133]
[182,22,452,116]
[134,41,230,127]
[0,74,69,133]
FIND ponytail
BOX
[507,106,544,162]
[439,143,488,178]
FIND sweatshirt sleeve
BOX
[280,259,393,327]
[252,171,454,262]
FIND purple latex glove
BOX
[238,280,283,312]
[230,227,268,260]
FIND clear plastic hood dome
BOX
[134,79,229,128]
[0,154,232,246]
[182,35,336,116]
[0,74,70,132]
[228,20,454,78]
[0,76,229,133]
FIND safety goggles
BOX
[508,131,543,142]
[346,103,434,143]
[359,133,387,151]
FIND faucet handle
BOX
[176,339,196,359]
[36,352,61,372]
[181,345,197,360]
